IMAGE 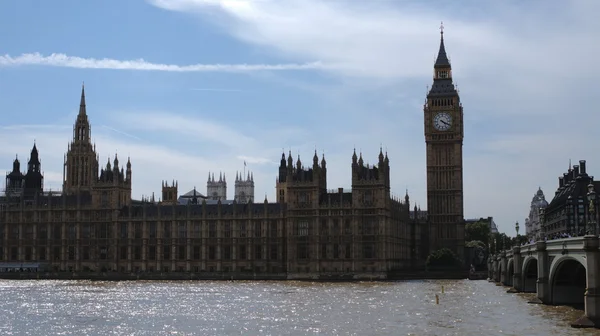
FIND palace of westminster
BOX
[0,31,466,279]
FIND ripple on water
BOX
[0,279,596,336]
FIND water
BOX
[0,279,595,335]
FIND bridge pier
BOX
[491,257,497,281]
[530,241,550,304]
[572,235,600,328]
[500,251,508,285]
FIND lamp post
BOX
[515,221,520,246]
[539,207,546,241]
[566,195,573,236]
[587,183,597,236]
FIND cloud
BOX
[190,88,246,92]
[142,0,600,235]
[0,52,325,72]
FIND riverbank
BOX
[0,270,468,281]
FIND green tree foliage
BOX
[426,248,462,268]
[465,240,486,249]
[489,232,511,252]
[465,219,491,246]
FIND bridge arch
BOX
[549,256,586,306]
[506,259,514,287]
[522,257,538,293]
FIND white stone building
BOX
[525,187,548,240]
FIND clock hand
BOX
[440,120,449,126]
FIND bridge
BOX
[487,235,600,328]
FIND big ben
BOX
[424,25,465,258]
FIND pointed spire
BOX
[208,171,211,183]
[569,159,572,171]
[434,22,450,68]
[79,82,87,116]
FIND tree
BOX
[426,248,462,269]
[465,240,486,249]
[465,219,491,246]
[489,232,511,253]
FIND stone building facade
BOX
[0,86,425,279]
[542,160,600,238]
[524,188,548,240]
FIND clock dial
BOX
[433,112,452,131]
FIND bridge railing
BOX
[492,236,588,259]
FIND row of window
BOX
[0,243,381,261]
[0,244,278,262]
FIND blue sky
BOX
[0,0,598,235]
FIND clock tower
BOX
[424,25,465,258]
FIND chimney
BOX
[580,160,587,175]
[564,172,570,183]
[559,176,564,188]
[338,187,343,193]
[573,165,579,179]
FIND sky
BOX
[0,0,598,236]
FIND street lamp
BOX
[515,221,520,246]
[539,207,546,241]
[587,183,597,236]
[566,195,573,236]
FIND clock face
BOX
[433,112,452,131]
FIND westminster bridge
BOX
[488,235,600,328]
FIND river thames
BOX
[0,279,595,335]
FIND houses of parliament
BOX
[0,30,465,279]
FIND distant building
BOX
[206,172,227,201]
[234,171,254,203]
[524,188,548,240]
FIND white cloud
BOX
[142,0,600,235]
[0,52,325,72]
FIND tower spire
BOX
[434,21,450,68]
[79,82,87,116]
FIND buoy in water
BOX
[442,285,444,293]
[435,294,439,304]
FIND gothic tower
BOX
[94,154,132,208]
[351,148,390,209]
[235,170,254,203]
[423,26,465,257]
[161,180,178,205]
[206,172,226,200]
[23,142,44,197]
[276,150,327,209]
[5,155,24,197]
[63,84,99,195]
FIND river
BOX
[0,279,595,335]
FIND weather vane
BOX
[440,21,444,34]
